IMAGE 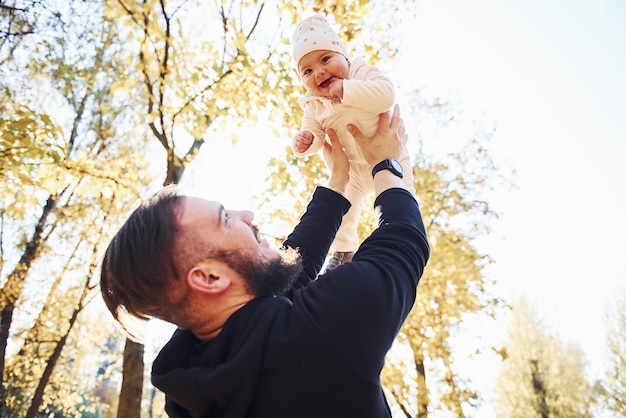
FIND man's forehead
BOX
[178,197,221,226]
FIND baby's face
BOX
[298,50,349,98]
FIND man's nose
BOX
[236,210,254,224]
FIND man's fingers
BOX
[398,119,406,141]
[327,128,339,144]
[390,104,400,130]
[346,124,363,142]
[378,110,390,129]
[324,129,337,162]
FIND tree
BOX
[393,130,502,417]
[22,215,105,418]
[0,0,67,67]
[596,291,626,415]
[494,298,595,417]
[0,1,151,415]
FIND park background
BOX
[1,0,625,416]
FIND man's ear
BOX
[187,261,232,294]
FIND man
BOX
[100,106,430,418]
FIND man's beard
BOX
[222,247,303,297]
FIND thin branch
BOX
[245,4,264,39]
[158,0,170,144]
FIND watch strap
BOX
[371,159,403,178]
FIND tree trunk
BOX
[530,359,549,418]
[0,194,57,412]
[391,387,414,418]
[118,340,145,418]
[414,346,429,418]
[442,354,465,417]
[24,302,82,418]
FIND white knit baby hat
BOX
[292,15,348,67]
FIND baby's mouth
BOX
[319,78,332,88]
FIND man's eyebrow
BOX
[218,204,225,226]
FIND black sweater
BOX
[151,187,430,418]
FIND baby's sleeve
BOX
[342,64,395,113]
[293,107,326,157]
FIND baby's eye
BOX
[321,56,330,63]
[303,68,312,76]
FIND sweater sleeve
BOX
[281,187,351,287]
[291,188,429,368]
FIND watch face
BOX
[390,159,403,173]
[372,158,404,178]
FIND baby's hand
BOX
[293,131,314,153]
[328,79,344,103]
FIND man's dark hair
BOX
[100,185,184,325]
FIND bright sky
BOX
[391,0,626,389]
[183,0,626,411]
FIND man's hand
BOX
[323,128,349,194]
[348,105,404,167]
[348,105,408,196]
[293,131,314,154]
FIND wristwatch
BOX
[371,158,403,179]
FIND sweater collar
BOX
[151,296,291,417]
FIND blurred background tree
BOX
[595,292,626,416]
[494,299,595,417]
[1,1,150,415]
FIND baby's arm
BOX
[292,110,326,157]
[291,103,326,157]
[342,64,395,113]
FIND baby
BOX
[291,14,415,270]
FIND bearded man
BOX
[100,106,429,418]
